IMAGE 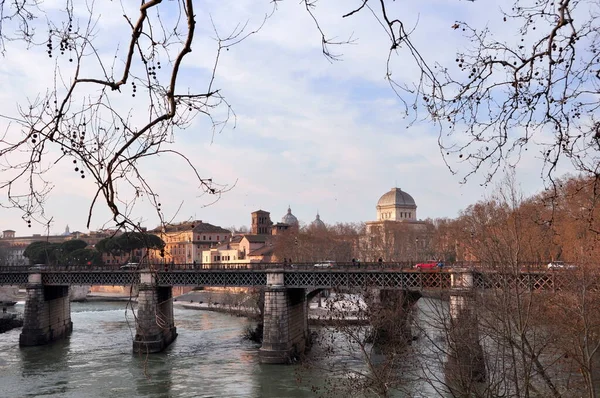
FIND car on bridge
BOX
[547,261,576,270]
[415,260,439,270]
[314,260,335,268]
[120,262,139,270]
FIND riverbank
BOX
[86,290,359,325]
[173,291,365,325]
[0,312,23,333]
[86,292,134,302]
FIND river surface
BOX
[0,300,443,398]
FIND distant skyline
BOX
[0,1,576,236]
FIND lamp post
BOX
[415,237,419,264]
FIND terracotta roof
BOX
[192,223,230,234]
[153,220,230,234]
[252,210,270,215]
[230,235,243,243]
[243,235,271,243]
[248,245,274,256]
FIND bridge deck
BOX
[0,264,575,291]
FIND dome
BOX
[376,188,418,222]
[311,213,326,229]
[281,206,299,225]
[377,188,416,208]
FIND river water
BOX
[0,300,443,398]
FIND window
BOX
[209,236,212,240]
[203,235,206,240]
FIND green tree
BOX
[23,241,61,265]
[96,232,164,262]
[24,239,95,265]
[63,248,103,267]
[59,239,88,254]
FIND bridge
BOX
[0,263,573,366]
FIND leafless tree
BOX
[362,221,436,263]
[300,0,600,186]
[302,287,418,397]
[417,173,600,397]
[272,222,362,263]
[0,1,276,232]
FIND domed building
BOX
[365,187,433,262]
[270,206,300,235]
[376,188,417,221]
[281,206,299,226]
[310,212,326,230]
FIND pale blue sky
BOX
[0,0,577,235]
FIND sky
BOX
[0,0,578,236]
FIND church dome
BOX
[281,206,299,226]
[376,188,418,221]
[377,188,416,208]
[311,213,326,229]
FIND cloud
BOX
[0,0,579,236]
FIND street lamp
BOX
[415,237,419,263]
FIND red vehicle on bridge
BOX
[415,260,443,269]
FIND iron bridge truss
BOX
[0,269,578,291]
[284,271,451,290]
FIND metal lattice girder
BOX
[473,271,582,292]
[0,268,581,291]
[0,272,29,285]
[283,271,452,290]
[42,272,140,286]
[157,271,267,287]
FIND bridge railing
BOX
[0,261,562,273]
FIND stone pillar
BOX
[259,271,308,364]
[446,269,486,392]
[370,289,417,347]
[20,272,73,346]
[133,271,177,353]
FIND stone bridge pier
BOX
[133,271,177,353]
[369,289,420,345]
[446,269,486,392]
[259,271,308,364]
[20,272,73,346]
